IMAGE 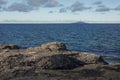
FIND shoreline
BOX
[0,43,120,64]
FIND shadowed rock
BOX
[35,54,83,70]
[0,44,20,50]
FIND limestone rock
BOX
[66,52,108,64]
[0,53,24,72]
[78,52,108,64]
[40,42,67,51]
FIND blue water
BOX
[0,24,120,63]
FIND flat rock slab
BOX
[5,64,120,80]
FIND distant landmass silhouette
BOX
[71,21,88,24]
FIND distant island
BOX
[71,21,88,24]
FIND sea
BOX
[0,23,120,64]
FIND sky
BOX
[0,0,120,23]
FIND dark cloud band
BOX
[93,1,102,5]
[70,1,91,12]
[1,0,62,12]
[114,5,120,11]
[0,0,120,13]
[6,3,33,12]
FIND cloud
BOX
[96,5,110,12]
[0,0,7,11]
[93,1,102,5]
[27,0,48,7]
[0,0,6,5]
[70,1,91,12]
[114,5,120,11]
[49,11,53,13]
[27,0,62,8]
[6,3,32,12]
[44,0,62,7]
[59,8,67,13]
[0,0,63,12]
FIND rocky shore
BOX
[0,42,120,80]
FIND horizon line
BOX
[0,20,120,24]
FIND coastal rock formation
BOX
[0,42,120,80]
[26,42,107,65]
